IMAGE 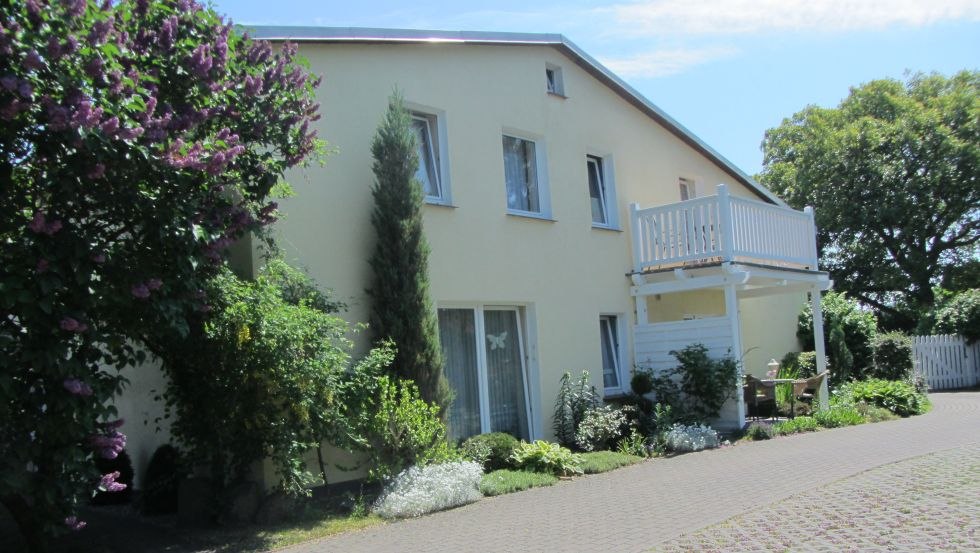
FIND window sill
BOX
[425,200,458,209]
[603,390,630,401]
[591,224,623,233]
[506,211,557,223]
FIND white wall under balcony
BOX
[633,316,741,428]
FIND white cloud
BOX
[609,0,980,35]
[600,46,737,77]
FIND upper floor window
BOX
[545,64,565,96]
[588,155,618,229]
[502,134,544,214]
[411,112,444,202]
[587,156,609,225]
[679,177,696,201]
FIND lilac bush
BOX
[0,0,320,548]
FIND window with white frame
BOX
[545,64,564,96]
[411,112,445,202]
[679,177,696,201]
[587,155,617,227]
[438,306,532,442]
[502,134,545,214]
[600,315,623,392]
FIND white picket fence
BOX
[912,334,980,390]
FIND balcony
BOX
[629,184,818,274]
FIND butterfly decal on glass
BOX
[486,331,508,350]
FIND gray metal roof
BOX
[242,26,785,206]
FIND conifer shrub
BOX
[140,445,184,515]
[460,433,520,471]
[870,332,914,381]
[366,92,451,414]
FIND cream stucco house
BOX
[118,26,831,485]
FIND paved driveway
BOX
[286,391,980,553]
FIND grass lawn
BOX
[480,469,558,496]
[578,451,644,474]
[188,511,382,552]
[24,500,384,553]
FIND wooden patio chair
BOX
[744,375,777,419]
[793,371,830,404]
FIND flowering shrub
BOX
[0,0,320,545]
[664,424,720,453]
[372,461,483,519]
[510,441,583,476]
[575,406,628,452]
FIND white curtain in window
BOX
[412,118,440,198]
[502,136,538,212]
[600,316,620,389]
[484,309,530,441]
[438,309,482,441]
[587,156,607,224]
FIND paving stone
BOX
[283,391,980,553]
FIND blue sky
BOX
[218,0,979,176]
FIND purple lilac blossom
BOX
[65,0,87,18]
[63,378,94,397]
[89,429,126,459]
[24,50,43,71]
[131,283,150,299]
[87,164,105,179]
[99,471,127,493]
[64,516,86,531]
[147,278,163,290]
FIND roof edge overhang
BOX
[239,25,786,207]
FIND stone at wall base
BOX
[255,491,305,525]
[177,477,214,528]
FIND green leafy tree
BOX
[929,288,980,343]
[366,92,451,414]
[0,1,320,548]
[759,71,979,330]
[798,292,878,380]
[147,261,347,502]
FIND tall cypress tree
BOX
[367,92,452,415]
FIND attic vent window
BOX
[545,64,565,96]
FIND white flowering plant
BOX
[574,405,628,452]
[664,423,720,453]
[372,461,484,519]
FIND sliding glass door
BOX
[438,306,531,442]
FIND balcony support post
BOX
[811,286,830,411]
[724,282,746,428]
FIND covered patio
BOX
[628,184,832,428]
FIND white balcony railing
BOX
[629,184,818,273]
